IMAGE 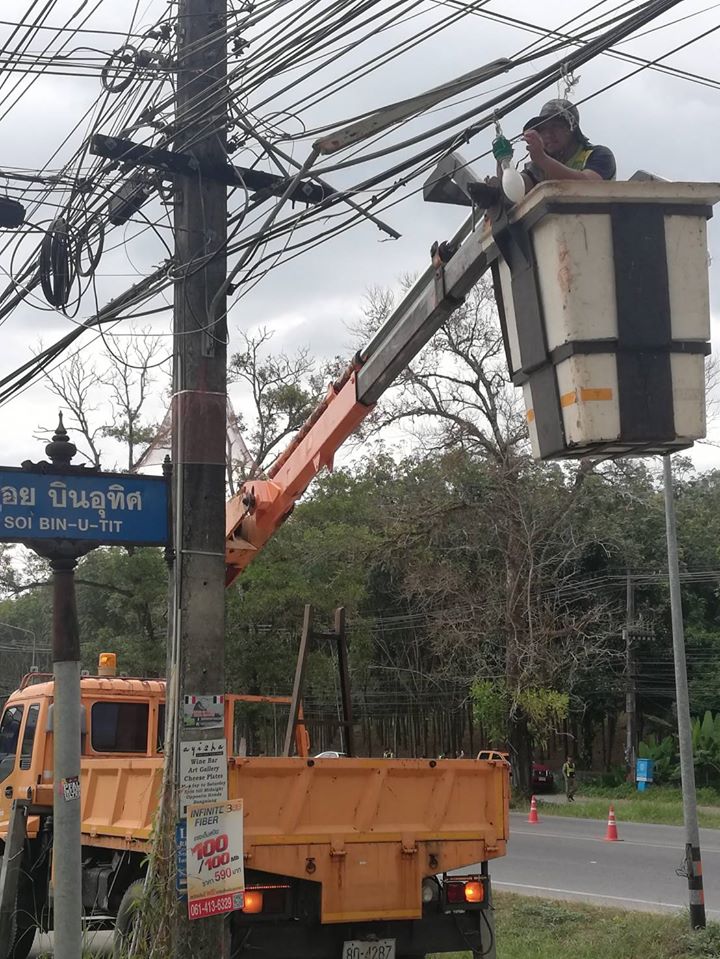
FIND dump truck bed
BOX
[231,756,508,922]
[19,754,508,923]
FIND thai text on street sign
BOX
[179,738,227,817]
[186,798,244,920]
[183,694,224,729]
[0,468,169,546]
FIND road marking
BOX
[509,827,720,854]
[493,880,681,911]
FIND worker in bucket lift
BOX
[468,99,616,211]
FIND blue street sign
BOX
[0,468,169,546]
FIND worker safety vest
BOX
[565,146,594,172]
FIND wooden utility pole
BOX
[171,0,228,953]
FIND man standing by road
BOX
[562,756,577,803]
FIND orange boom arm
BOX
[225,213,491,586]
[224,364,370,585]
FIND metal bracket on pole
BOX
[90,133,330,205]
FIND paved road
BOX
[28,814,720,953]
[463,812,720,918]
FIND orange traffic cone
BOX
[604,804,620,841]
[528,795,540,824]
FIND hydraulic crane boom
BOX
[225,213,491,586]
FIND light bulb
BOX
[501,161,526,204]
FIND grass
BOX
[513,785,720,829]
[431,893,720,958]
[579,782,720,805]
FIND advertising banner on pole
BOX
[178,738,227,817]
[186,798,245,920]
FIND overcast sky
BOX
[1,0,719,471]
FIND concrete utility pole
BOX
[170,0,228,954]
[663,454,706,929]
[624,572,637,779]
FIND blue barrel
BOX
[636,758,655,791]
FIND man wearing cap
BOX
[522,98,616,188]
[468,98,616,210]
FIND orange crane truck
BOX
[0,671,508,959]
[0,203,510,958]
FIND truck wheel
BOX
[113,880,145,959]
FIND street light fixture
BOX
[313,58,511,155]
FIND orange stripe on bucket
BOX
[560,388,613,408]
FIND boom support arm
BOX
[225,213,493,586]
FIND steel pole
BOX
[663,454,706,928]
[625,573,637,779]
[50,557,83,959]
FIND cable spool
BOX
[39,218,76,309]
[101,45,138,94]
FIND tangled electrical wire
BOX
[0,0,717,410]
[38,213,105,311]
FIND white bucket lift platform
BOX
[488,180,720,459]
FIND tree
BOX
[227,328,328,479]
[38,327,169,470]
[353,279,618,788]
[39,352,104,467]
[99,330,168,471]
[0,546,169,681]
[354,281,526,460]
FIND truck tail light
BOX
[442,876,488,910]
[242,891,263,914]
[445,883,466,904]
[464,881,484,903]
[239,883,291,918]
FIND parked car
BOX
[313,750,346,758]
[477,751,554,792]
[531,762,555,792]
[476,749,510,763]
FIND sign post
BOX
[0,414,169,959]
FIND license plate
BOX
[342,939,396,959]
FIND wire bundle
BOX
[0,0,716,409]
